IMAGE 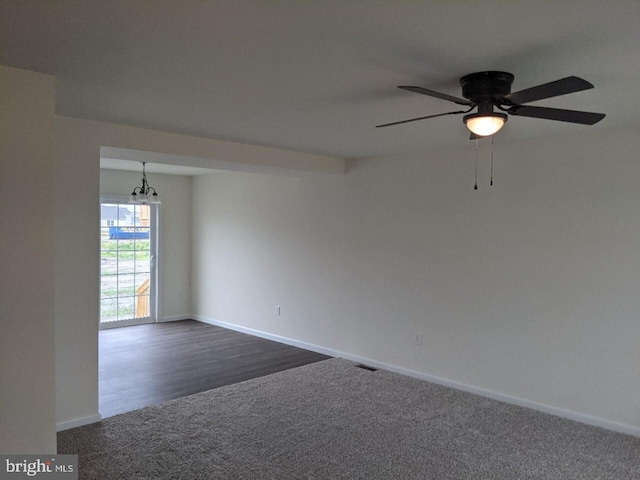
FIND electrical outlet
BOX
[414,334,423,346]
[275,306,281,316]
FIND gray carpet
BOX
[58,358,640,479]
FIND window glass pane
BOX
[135,273,150,293]
[117,296,135,320]
[101,275,118,299]
[101,259,117,276]
[134,236,150,251]
[135,293,150,318]
[118,205,134,227]
[117,252,135,274]
[117,274,136,296]
[138,205,150,227]
[135,257,150,274]
[115,239,134,252]
[101,298,118,323]
[101,238,118,252]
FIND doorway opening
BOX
[100,200,158,328]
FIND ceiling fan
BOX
[376,71,605,137]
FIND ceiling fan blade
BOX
[508,105,605,125]
[505,76,594,105]
[398,86,474,106]
[376,110,469,128]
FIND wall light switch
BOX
[275,306,281,316]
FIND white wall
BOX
[0,66,57,452]
[191,128,640,435]
[53,115,341,430]
[100,169,192,321]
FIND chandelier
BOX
[129,162,161,204]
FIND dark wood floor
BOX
[99,320,330,417]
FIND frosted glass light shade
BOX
[464,113,507,137]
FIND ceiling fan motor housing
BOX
[460,71,514,105]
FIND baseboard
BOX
[356,361,640,439]
[192,315,640,438]
[160,314,192,323]
[56,414,102,432]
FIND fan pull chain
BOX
[490,135,494,186]
[474,138,478,190]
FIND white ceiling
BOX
[2,1,639,159]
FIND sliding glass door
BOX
[100,200,157,328]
